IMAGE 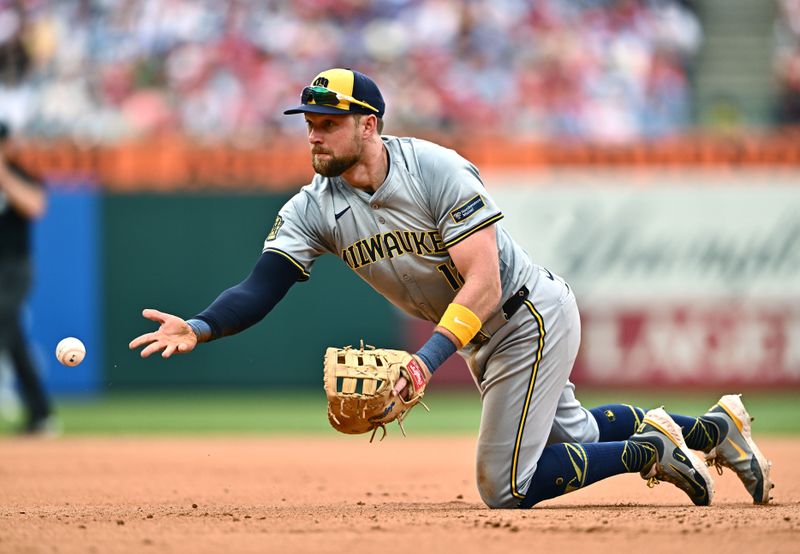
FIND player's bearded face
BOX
[310,119,364,177]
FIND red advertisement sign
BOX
[574,303,800,386]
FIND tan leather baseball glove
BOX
[323,343,430,441]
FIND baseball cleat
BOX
[702,394,773,504]
[630,408,715,506]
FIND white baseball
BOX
[56,337,86,367]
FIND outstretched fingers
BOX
[162,343,178,358]
[140,339,168,358]
[132,337,188,358]
[129,332,157,350]
[141,308,169,323]
[130,308,194,358]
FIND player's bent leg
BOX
[585,402,727,457]
[587,403,718,452]
[587,402,718,447]
[472,331,573,508]
[586,402,728,454]
[522,408,715,508]
[546,381,599,445]
[467,274,580,509]
[588,404,646,442]
[519,440,651,508]
[584,402,719,447]
[666,413,719,452]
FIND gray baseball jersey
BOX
[264,136,533,328]
[264,135,598,508]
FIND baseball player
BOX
[0,121,56,435]
[130,68,773,508]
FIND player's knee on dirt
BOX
[476,479,521,509]
[475,457,524,509]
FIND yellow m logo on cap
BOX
[310,69,356,110]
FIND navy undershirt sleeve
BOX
[191,251,302,340]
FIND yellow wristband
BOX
[438,303,482,348]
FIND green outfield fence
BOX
[105,193,405,389]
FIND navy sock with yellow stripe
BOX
[519,440,656,508]
[589,404,646,441]
[668,414,720,453]
[590,404,720,452]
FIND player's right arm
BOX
[128,250,303,358]
[130,189,327,359]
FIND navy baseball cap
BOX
[284,68,385,118]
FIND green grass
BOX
[1,388,798,435]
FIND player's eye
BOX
[305,119,336,132]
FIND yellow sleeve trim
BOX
[444,213,504,248]
[263,248,311,281]
[438,303,482,348]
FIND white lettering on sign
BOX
[491,171,800,298]
[577,303,800,385]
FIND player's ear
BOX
[359,114,378,138]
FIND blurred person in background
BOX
[0,120,56,436]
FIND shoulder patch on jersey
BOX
[450,195,485,224]
[267,215,284,241]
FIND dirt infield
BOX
[2,436,798,554]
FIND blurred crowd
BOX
[776,0,800,124]
[0,0,703,144]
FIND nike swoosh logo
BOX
[727,437,748,461]
[335,206,351,220]
[453,317,471,327]
[565,477,581,493]
[668,463,708,501]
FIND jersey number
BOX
[436,260,464,291]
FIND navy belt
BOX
[470,285,529,347]
[501,286,529,320]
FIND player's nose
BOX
[307,128,323,144]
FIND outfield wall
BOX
[490,169,800,387]
[21,168,800,393]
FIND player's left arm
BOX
[393,224,501,397]
[439,224,501,329]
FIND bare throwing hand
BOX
[128,309,198,358]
